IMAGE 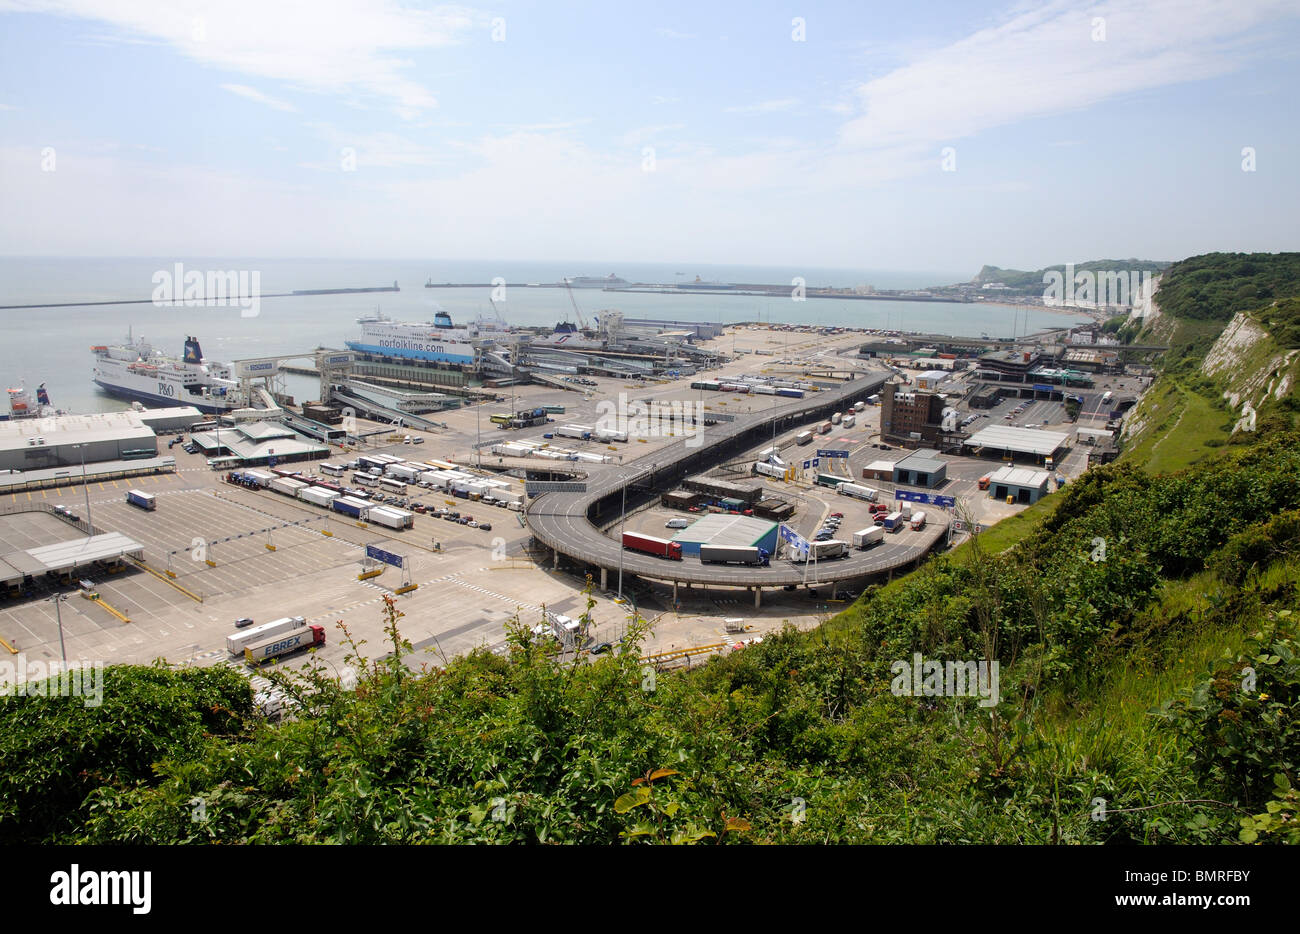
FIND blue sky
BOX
[0,0,1296,273]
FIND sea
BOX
[0,258,1089,414]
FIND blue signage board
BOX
[1033,383,1053,392]
[932,495,956,508]
[802,460,811,470]
[366,545,405,568]
[816,449,849,459]
[894,490,929,503]
[779,524,809,556]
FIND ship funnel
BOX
[184,337,203,364]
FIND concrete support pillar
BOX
[552,548,559,570]
[753,587,762,609]
[600,567,608,590]
[672,580,678,603]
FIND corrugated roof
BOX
[965,425,1068,456]
[671,513,777,547]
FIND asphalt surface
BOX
[526,373,949,587]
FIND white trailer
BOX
[836,482,878,502]
[556,425,592,440]
[754,461,785,478]
[226,616,306,655]
[910,510,927,530]
[386,463,423,482]
[842,414,856,428]
[243,469,274,488]
[269,477,308,497]
[794,539,849,561]
[298,486,339,508]
[369,506,414,530]
[853,526,885,549]
[795,430,814,445]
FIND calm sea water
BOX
[0,258,1087,413]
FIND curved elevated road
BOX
[525,373,949,592]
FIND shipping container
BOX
[622,532,683,560]
[386,464,422,482]
[776,388,805,398]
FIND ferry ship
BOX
[564,274,629,289]
[345,308,515,375]
[91,334,240,413]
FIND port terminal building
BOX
[963,425,1069,465]
[891,449,948,488]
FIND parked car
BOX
[479,522,492,531]
[234,617,254,628]
[829,511,844,518]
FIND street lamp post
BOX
[74,443,91,531]
[49,592,68,663]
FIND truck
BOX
[831,412,842,425]
[776,388,805,399]
[622,532,683,560]
[332,495,373,518]
[226,615,306,656]
[795,539,849,561]
[125,489,156,511]
[369,506,414,530]
[386,463,423,482]
[269,476,307,497]
[699,544,770,566]
[1101,390,1113,404]
[818,421,833,434]
[795,430,814,445]
[910,510,927,531]
[298,486,339,508]
[852,526,885,549]
[883,511,905,532]
[754,461,785,478]
[836,482,878,502]
[977,474,991,491]
[244,624,326,665]
[594,428,628,443]
[853,401,866,413]
[556,425,592,440]
[842,414,856,428]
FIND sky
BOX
[0,0,1297,274]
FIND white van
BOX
[665,517,692,529]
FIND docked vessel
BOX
[345,308,515,375]
[564,274,629,289]
[2,382,60,421]
[91,334,240,412]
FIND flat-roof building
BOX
[892,449,948,488]
[0,411,158,473]
[190,420,329,465]
[985,466,1052,504]
[963,425,1069,463]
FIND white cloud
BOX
[1,0,478,117]
[655,27,696,40]
[620,123,685,146]
[221,83,296,112]
[725,98,801,114]
[840,0,1296,150]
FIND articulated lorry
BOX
[622,532,683,560]
[852,526,885,549]
[699,544,770,567]
[794,539,849,561]
[125,489,156,511]
[244,624,326,665]
[226,616,307,656]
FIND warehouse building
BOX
[861,458,896,482]
[915,370,951,391]
[963,425,1069,465]
[892,449,948,488]
[0,412,159,473]
[135,406,204,434]
[189,420,329,466]
[985,466,1052,504]
[669,513,779,558]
